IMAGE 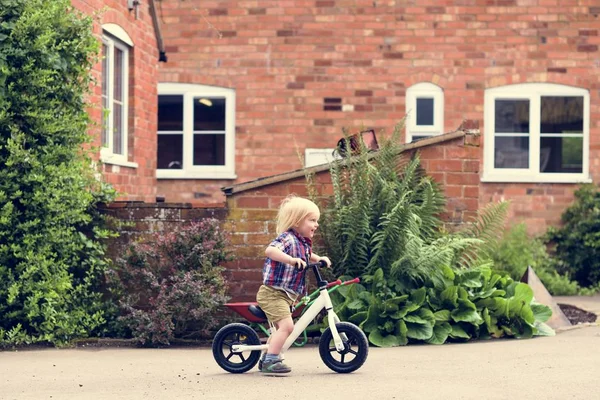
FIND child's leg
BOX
[267,316,294,355]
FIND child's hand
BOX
[290,257,307,269]
[318,256,332,268]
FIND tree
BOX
[0,0,116,346]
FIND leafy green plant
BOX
[309,122,553,346]
[0,0,117,347]
[546,184,600,288]
[331,265,553,347]
[106,220,231,346]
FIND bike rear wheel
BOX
[212,323,261,373]
[319,322,368,373]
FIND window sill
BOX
[481,173,592,184]
[100,155,138,169]
[157,170,237,180]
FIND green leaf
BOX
[433,309,451,322]
[449,324,470,339]
[405,320,434,340]
[347,299,365,310]
[348,311,368,325]
[361,301,383,332]
[410,287,426,306]
[369,330,403,347]
[426,322,452,345]
[441,286,458,308]
[533,321,555,337]
[531,303,552,323]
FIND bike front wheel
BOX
[319,322,369,373]
[212,323,261,373]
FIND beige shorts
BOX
[256,285,295,324]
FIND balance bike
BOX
[212,261,369,374]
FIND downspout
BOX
[148,0,168,62]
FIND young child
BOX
[256,195,331,374]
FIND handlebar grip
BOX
[342,277,360,285]
[326,279,342,288]
[307,260,327,268]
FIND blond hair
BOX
[276,195,320,234]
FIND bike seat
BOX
[248,304,268,322]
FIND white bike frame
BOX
[231,286,346,355]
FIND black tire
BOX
[319,322,369,373]
[212,323,261,373]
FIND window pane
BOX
[540,137,583,173]
[494,137,529,169]
[157,134,183,169]
[101,43,109,147]
[113,48,123,102]
[158,95,183,131]
[113,103,123,155]
[495,100,529,133]
[193,134,225,166]
[416,98,434,126]
[541,96,583,134]
[194,97,226,131]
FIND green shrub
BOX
[492,223,579,295]
[107,220,231,346]
[0,0,117,347]
[546,184,600,288]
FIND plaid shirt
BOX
[263,229,312,295]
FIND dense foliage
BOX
[311,124,553,347]
[0,0,117,347]
[106,220,231,346]
[546,184,600,289]
[492,223,579,296]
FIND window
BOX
[483,83,590,183]
[405,82,444,142]
[157,83,236,179]
[101,24,135,167]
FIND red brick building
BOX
[150,0,599,234]
[74,1,600,235]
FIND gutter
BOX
[148,0,167,62]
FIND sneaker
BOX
[260,358,292,374]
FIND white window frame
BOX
[405,82,444,142]
[100,25,136,168]
[157,83,236,179]
[483,83,590,183]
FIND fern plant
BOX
[318,123,447,280]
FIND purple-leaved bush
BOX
[107,219,231,346]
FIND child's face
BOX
[296,212,320,238]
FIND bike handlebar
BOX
[305,260,360,289]
[342,277,361,285]
[326,279,342,288]
[306,260,328,268]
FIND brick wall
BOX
[102,201,227,260]
[156,0,600,233]
[72,0,159,202]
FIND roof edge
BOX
[222,129,467,196]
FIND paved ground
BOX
[1,324,599,400]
